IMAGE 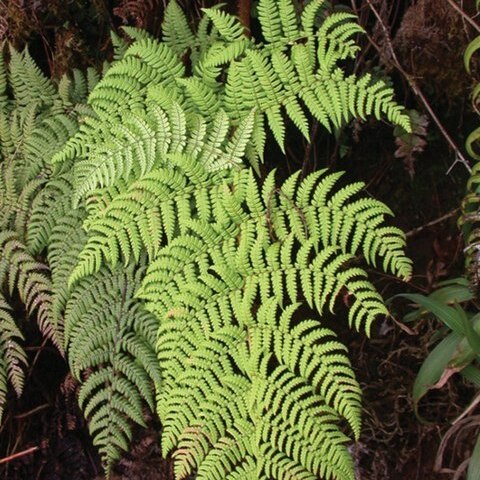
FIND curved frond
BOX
[0,231,63,351]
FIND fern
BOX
[0,1,413,477]
[0,45,94,426]
[50,2,410,474]
[133,162,410,478]
[58,0,410,180]
[64,263,161,474]
[0,231,62,349]
[195,1,411,158]
[156,298,358,480]
[162,0,195,57]
[26,164,165,471]
[0,295,27,423]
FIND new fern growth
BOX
[0,1,413,478]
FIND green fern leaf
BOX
[0,295,27,424]
[65,265,161,473]
[162,0,196,57]
[257,0,283,44]
[202,8,245,42]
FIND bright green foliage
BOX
[68,106,254,284]
[60,74,409,478]
[57,0,410,178]
[0,1,413,477]
[194,0,410,160]
[155,299,359,480]
[133,163,410,478]
[136,165,411,334]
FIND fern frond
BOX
[204,2,411,155]
[58,68,99,105]
[48,208,87,323]
[177,77,221,118]
[152,289,359,479]
[111,30,130,61]
[0,295,27,424]
[20,113,79,185]
[27,175,75,254]
[0,231,63,351]
[8,47,58,108]
[301,0,328,36]
[162,0,195,57]
[132,163,410,478]
[202,38,252,68]
[257,0,283,45]
[202,9,245,42]
[90,38,184,118]
[72,102,179,203]
[0,52,7,109]
[278,0,301,41]
[69,106,257,285]
[317,12,363,73]
[138,165,411,312]
[69,154,234,285]
[64,264,161,473]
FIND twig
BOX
[435,415,480,472]
[364,0,472,174]
[453,391,480,424]
[445,0,480,34]
[13,403,50,420]
[406,208,461,238]
[0,446,39,465]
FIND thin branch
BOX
[445,0,480,34]
[0,446,39,465]
[364,0,472,173]
[13,403,50,420]
[406,208,461,238]
[453,391,480,424]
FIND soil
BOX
[1,1,479,479]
